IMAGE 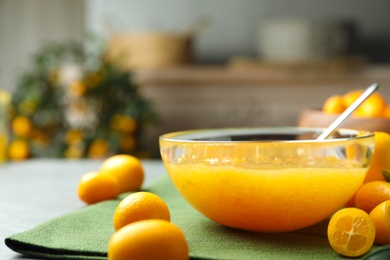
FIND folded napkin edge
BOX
[5,237,107,260]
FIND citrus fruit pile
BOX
[327,132,390,257]
[77,154,144,204]
[8,115,32,161]
[109,191,188,260]
[322,89,390,118]
[76,154,189,260]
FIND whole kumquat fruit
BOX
[369,200,390,245]
[322,95,346,115]
[342,89,387,118]
[327,207,375,257]
[77,171,119,204]
[100,154,144,194]
[113,191,171,231]
[11,116,32,137]
[344,192,357,208]
[87,138,110,159]
[355,181,390,213]
[108,219,189,260]
[364,132,390,183]
[383,106,390,119]
[342,89,363,108]
[8,138,30,161]
[355,92,387,118]
[111,114,137,134]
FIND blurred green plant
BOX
[9,40,157,160]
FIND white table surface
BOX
[0,159,166,260]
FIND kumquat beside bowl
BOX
[159,127,375,233]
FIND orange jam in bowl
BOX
[160,127,374,232]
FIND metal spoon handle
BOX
[316,83,379,140]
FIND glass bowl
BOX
[159,127,375,233]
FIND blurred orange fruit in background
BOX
[322,89,388,118]
[8,139,30,161]
[87,138,110,159]
[12,116,32,137]
[322,95,346,114]
[383,106,390,119]
[353,92,387,118]
[342,89,364,108]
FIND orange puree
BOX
[165,162,366,232]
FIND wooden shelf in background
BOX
[135,64,390,87]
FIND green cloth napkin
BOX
[4,176,379,260]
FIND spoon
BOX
[316,83,380,140]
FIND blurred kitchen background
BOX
[1,0,390,159]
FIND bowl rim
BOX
[159,127,375,144]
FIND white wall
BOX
[1,0,390,92]
[85,0,390,63]
[0,0,85,92]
